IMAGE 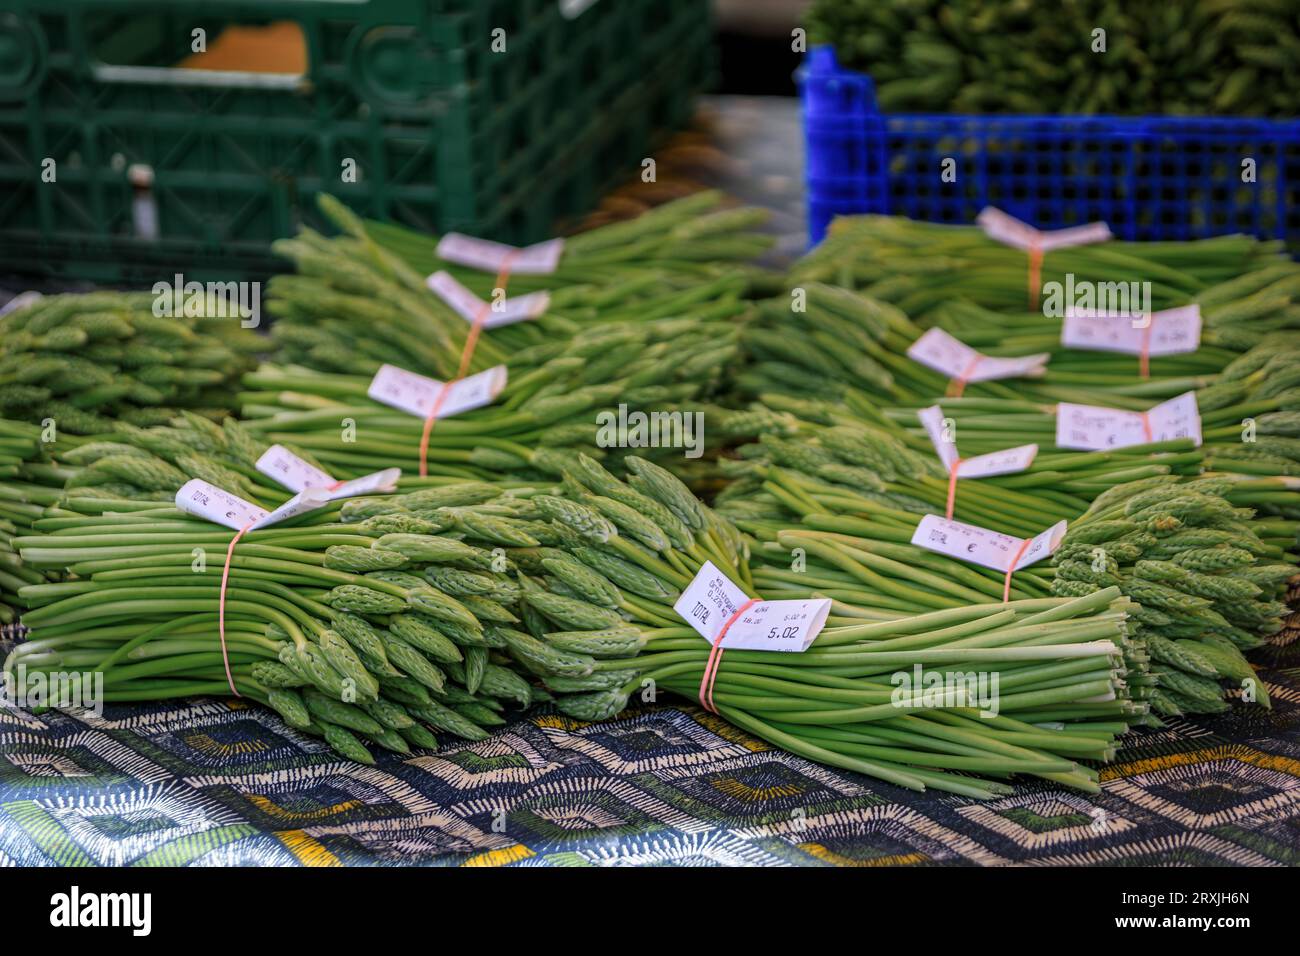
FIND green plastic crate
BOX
[0,0,713,282]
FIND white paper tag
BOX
[1145,392,1203,446]
[426,271,550,329]
[367,364,507,419]
[911,516,1067,573]
[255,444,334,492]
[175,479,330,532]
[0,290,43,317]
[976,207,1112,252]
[255,444,400,500]
[917,405,1037,477]
[1061,304,1201,357]
[175,480,266,531]
[917,405,959,472]
[323,470,404,499]
[673,561,831,653]
[435,234,565,275]
[251,490,333,530]
[957,445,1039,479]
[1055,391,1202,451]
[908,328,1049,383]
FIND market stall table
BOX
[3,98,1298,866]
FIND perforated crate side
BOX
[0,0,713,280]
[800,45,1300,248]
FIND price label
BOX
[251,490,333,530]
[255,444,334,492]
[367,364,507,419]
[674,561,831,652]
[917,405,1037,477]
[1145,392,1202,445]
[976,207,1112,252]
[917,405,959,472]
[911,515,1067,573]
[435,234,565,275]
[1055,391,1201,451]
[175,479,330,531]
[175,480,266,530]
[323,470,403,499]
[255,445,400,499]
[0,290,42,317]
[1061,304,1201,356]
[956,444,1039,479]
[426,271,551,329]
[907,328,1049,383]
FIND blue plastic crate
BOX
[799,46,1300,248]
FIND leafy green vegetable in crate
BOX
[808,0,1300,116]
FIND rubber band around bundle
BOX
[698,597,759,714]
[1138,315,1154,380]
[946,355,982,398]
[1027,240,1044,311]
[945,460,964,520]
[417,252,519,477]
[1002,536,1034,604]
[218,520,255,696]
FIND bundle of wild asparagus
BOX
[266,192,773,380]
[7,450,1143,794]
[0,291,263,433]
[5,192,1297,798]
[713,412,1291,715]
[740,274,1300,410]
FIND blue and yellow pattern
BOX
[3,636,1300,866]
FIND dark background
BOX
[714,0,809,95]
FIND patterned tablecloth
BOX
[2,633,1298,867]
[4,99,1299,867]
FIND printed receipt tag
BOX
[367,363,507,419]
[976,207,1112,252]
[911,515,1067,574]
[907,328,1049,382]
[434,234,564,275]
[917,405,1037,477]
[1061,304,1201,356]
[1055,391,1202,451]
[426,271,550,329]
[957,444,1039,479]
[255,445,400,498]
[175,479,330,532]
[255,444,333,492]
[673,561,831,653]
[175,479,266,531]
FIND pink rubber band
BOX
[945,458,964,520]
[947,356,981,398]
[218,521,254,696]
[698,598,759,715]
[1027,241,1044,311]
[1138,318,1154,380]
[1002,537,1034,604]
